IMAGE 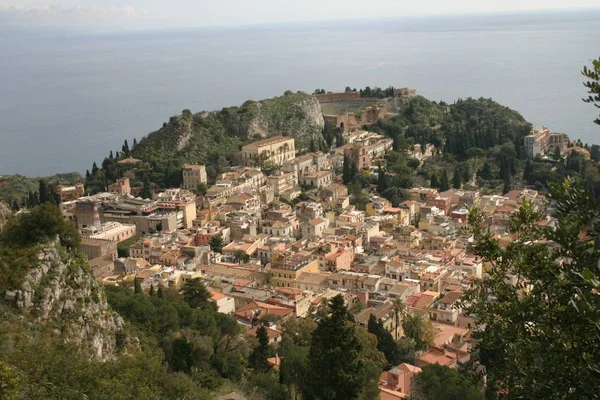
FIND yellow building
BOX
[182,164,207,191]
[242,136,295,167]
[269,251,319,288]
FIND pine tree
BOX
[343,154,352,184]
[303,295,366,400]
[452,167,462,189]
[182,278,211,309]
[440,169,450,192]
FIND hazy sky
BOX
[1,0,599,30]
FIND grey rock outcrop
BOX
[10,239,124,361]
[0,202,10,232]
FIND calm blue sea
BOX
[1,9,599,177]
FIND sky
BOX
[0,0,599,30]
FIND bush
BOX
[1,203,79,249]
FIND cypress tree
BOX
[351,159,359,180]
[149,284,155,296]
[343,154,352,184]
[249,326,271,373]
[452,167,462,189]
[377,163,388,193]
[430,173,439,188]
[109,150,114,159]
[503,173,511,194]
[39,180,50,204]
[440,170,450,192]
[134,277,142,294]
[92,162,99,175]
[157,285,164,299]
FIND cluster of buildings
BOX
[524,127,569,159]
[58,130,553,400]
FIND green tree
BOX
[182,278,212,310]
[196,182,208,196]
[582,56,600,125]
[477,162,493,180]
[452,167,462,189]
[343,154,352,184]
[38,179,51,204]
[249,326,271,373]
[430,173,439,189]
[377,163,388,193]
[412,364,483,400]
[280,345,309,399]
[367,314,399,367]
[303,295,367,400]
[134,277,142,294]
[209,235,224,253]
[1,203,79,249]
[401,313,433,350]
[140,175,152,199]
[233,250,250,264]
[350,159,359,179]
[462,179,600,399]
[439,169,450,192]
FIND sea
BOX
[1,9,599,177]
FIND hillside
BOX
[0,172,83,209]
[130,91,325,173]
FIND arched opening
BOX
[339,122,345,131]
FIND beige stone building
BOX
[242,136,295,166]
[182,164,208,190]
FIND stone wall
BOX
[315,92,361,103]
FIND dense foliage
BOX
[412,364,483,400]
[105,285,248,381]
[85,92,325,190]
[0,173,82,211]
[1,203,79,249]
[462,179,600,399]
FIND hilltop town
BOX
[35,87,584,399]
[3,83,600,399]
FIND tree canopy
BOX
[462,179,600,398]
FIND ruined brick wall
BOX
[315,92,361,103]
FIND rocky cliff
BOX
[0,202,10,232]
[4,239,124,361]
[130,91,325,168]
